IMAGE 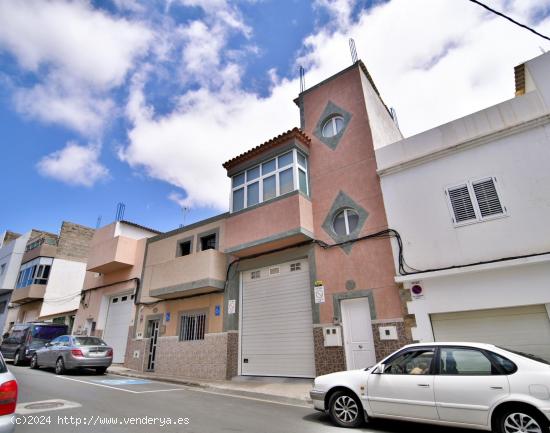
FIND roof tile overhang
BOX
[222,127,311,171]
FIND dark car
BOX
[0,322,69,365]
[31,335,113,375]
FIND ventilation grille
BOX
[473,179,503,218]
[448,185,476,222]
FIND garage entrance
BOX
[431,304,550,361]
[102,294,134,363]
[240,260,315,377]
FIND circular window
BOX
[333,208,359,236]
[322,115,344,138]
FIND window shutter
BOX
[472,179,503,218]
[448,185,476,223]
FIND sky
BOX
[1,0,550,235]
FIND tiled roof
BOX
[222,128,311,170]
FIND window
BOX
[290,263,301,272]
[440,348,496,375]
[0,264,5,276]
[200,233,217,251]
[230,149,309,212]
[333,208,359,236]
[0,302,6,314]
[16,257,53,288]
[179,312,207,341]
[178,240,192,257]
[489,352,517,374]
[384,348,435,375]
[251,270,261,279]
[447,177,505,225]
[322,115,344,137]
[269,267,280,275]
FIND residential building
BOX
[376,51,550,360]
[73,221,159,363]
[9,222,94,329]
[126,60,410,379]
[0,230,33,333]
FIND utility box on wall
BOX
[379,325,398,340]
[323,326,342,347]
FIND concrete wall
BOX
[56,221,95,263]
[0,231,30,291]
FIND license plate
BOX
[88,352,105,357]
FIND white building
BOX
[376,51,550,360]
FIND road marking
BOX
[55,376,186,394]
[16,399,82,414]
[95,379,152,385]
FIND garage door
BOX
[241,260,315,377]
[103,294,134,363]
[431,304,550,361]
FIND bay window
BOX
[230,149,309,212]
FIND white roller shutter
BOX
[241,260,315,377]
[431,305,550,361]
[103,294,134,363]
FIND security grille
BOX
[448,185,476,223]
[179,313,206,341]
[472,178,503,217]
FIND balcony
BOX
[148,249,227,299]
[22,241,58,264]
[87,236,137,273]
[224,191,314,257]
[11,284,46,304]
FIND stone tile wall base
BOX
[372,321,412,360]
[226,331,238,379]
[313,327,346,376]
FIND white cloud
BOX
[120,0,550,211]
[37,142,109,187]
[0,0,152,134]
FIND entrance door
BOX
[341,297,376,370]
[146,319,159,371]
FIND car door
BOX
[43,336,62,366]
[2,327,27,358]
[367,347,439,421]
[434,346,509,427]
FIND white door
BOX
[341,297,376,370]
[431,305,550,361]
[434,346,509,426]
[367,347,439,421]
[102,294,134,363]
[241,260,315,377]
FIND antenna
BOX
[299,66,306,93]
[390,107,400,129]
[95,215,102,229]
[182,206,190,227]
[115,202,125,221]
[349,38,358,63]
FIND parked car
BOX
[0,353,17,433]
[0,322,68,365]
[30,335,112,375]
[311,342,550,433]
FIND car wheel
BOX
[328,390,364,428]
[95,367,107,375]
[55,358,66,375]
[13,351,21,366]
[30,354,39,369]
[498,407,548,433]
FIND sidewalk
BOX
[107,365,314,407]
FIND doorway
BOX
[341,297,376,370]
[146,319,160,371]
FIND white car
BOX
[0,354,17,433]
[311,342,550,433]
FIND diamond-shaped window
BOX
[313,101,352,150]
[322,191,368,253]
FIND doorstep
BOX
[107,365,314,407]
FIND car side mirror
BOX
[374,363,386,374]
[44,342,51,347]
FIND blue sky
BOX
[1,0,549,235]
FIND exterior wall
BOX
[16,301,41,323]
[0,231,30,291]
[406,260,550,342]
[4,305,19,333]
[39,259,87,318]
[56,222,95,262]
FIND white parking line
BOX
[55,376,185,394]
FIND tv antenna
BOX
[299,66,306,93]
[115,202,125,221]
[95,215,102,229]
[349,38,358,63]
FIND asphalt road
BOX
[10,364,479,433]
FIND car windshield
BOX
[73,337,106,346]
[10,328,28,343]
[31,325,67,341]
[499,347,550,366]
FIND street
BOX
[9,365,479,433]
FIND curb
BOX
[108,368,313,407]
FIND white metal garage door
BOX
[431,304,550,361]
[103,294,134,363]
[241,260,315,377]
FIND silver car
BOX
[0,353,17,433]
[30,335,113,375]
